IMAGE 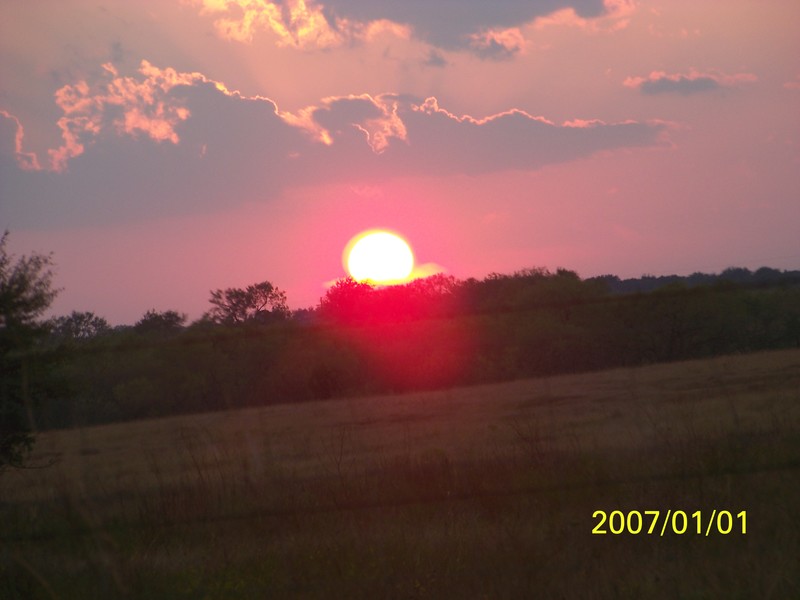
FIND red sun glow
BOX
[344,230,415,284]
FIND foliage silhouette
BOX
[206,281,289,325]
[0,231,59,469]
[317,277,374,324]
[134,309,187,335]
[18,266,800,430]
[49,311,111,340]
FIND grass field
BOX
[2,348,799,598]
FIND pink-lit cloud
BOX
[784,75,800,90]
[305,94,407,152]
[624,69,758,95]
[188,0,628,58]
[394,97,667,174]
[0,110,41,171]
[533,0,634,32]
[468,27,527,60]
[190,0,409,48]
[1,60,666,229]
[46,61,229,172]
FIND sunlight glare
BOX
[345,230,415,284]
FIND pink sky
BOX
[1,0,799,324]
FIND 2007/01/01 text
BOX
[592,510,747,536]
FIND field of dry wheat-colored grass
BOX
[2,348,799,598]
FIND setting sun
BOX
[345,230,414,284]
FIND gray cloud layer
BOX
[625,70,758,95]
[317,0,607,49]
[641,75,720,95]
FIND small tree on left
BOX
[0,231,59,471]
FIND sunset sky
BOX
[2,0,798,324]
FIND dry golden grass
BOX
[2,348,799,598]
[7,348,798,504]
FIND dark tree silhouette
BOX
[0,231,59,470]
[135,309,187,334]
[49,311,111,340]
[206,281,289,325]
[317,277,374,324]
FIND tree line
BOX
[2,231,800,467]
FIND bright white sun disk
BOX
[345,230,414,284]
